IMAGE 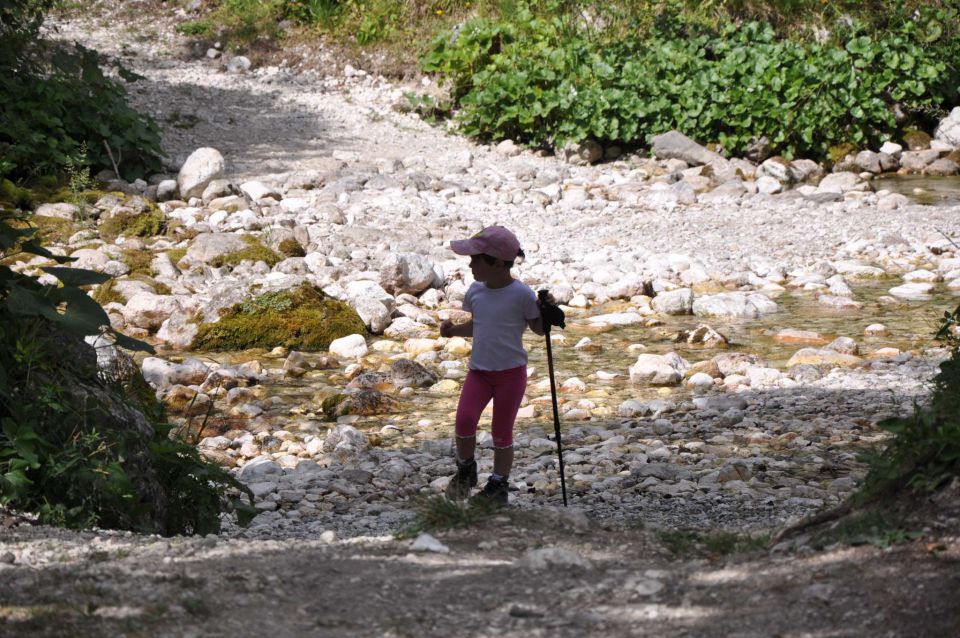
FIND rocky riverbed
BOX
[19,5,959,544]
[3,5,960,637]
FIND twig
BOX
[102,139,120,178]
[934,227,959,250]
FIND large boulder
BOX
[650,131,725,166]
[817,172,872,193]
[757,157,802,183]
[177,147,225,200]
[934,106,960,147]
[629,352,689,385]
[651,288,694,315]
[379,253,438,295]
[692,292,778,318]
[185,233,248,265]
[122,292,184,331]
[344,280,395,333]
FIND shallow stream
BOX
[874,174,960,206]
[172,281,959,446]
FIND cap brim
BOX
[450,238,483,255]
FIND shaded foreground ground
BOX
[1,503,958,638]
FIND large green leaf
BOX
[42,266,111,287]
[49,286,111,335]
[111,330,155,354]
[5,283,61,321]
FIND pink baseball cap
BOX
[450,225,522,262]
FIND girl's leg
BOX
[489,366,527,477]
[454,370,494,461]
[493,446,514,478]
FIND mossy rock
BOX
[99,208,166,242]
[209,235,282,268]
[945,150,960,164]
[121,248,155,276]
[29,215,81,245]
[321,390,400,421]
[0,178,34,209]
[191,283,366,351]
[827,143,857,166]
[902,129,932,151]
[321,393,350,420]
[278,238,306,258]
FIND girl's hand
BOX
[537,291,557,309]
[440,320,454,338]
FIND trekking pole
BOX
[538,290,568,507]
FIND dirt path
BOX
[2,505,959,638]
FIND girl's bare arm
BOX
[440,318,473,338]
[527,316,545,336]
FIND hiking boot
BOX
[472,475,509,506]
[445,458,477,500]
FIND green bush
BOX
[0,3,162,182]
[421,1,960,161]
[192,283,366,351]
[861,302,960,497]
[0,208,253,534]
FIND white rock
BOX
[410,533,450,554]
[519,547,591,569]
[889,282,934,299]
[238,456,282,480]
[329,334,368,359]
[934,106,960,147]
[629,352,688,386]
[756,175,783,194]
[177,148,225,200]
[692,292,778,318]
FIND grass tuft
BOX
[399,495,503,537]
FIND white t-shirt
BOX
[463,280,540,371]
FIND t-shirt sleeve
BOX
[462,283,476,314]
[522,285,540,320]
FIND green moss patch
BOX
[191,283,366,351]
[99,208,165,242]
[167,247,188,265]
[29,215,80,245]
[121,248,155,276]
[0,178,34,209]
[827,143,857,165]
[92,279,125,306]
[209,235,281,268]
[278,238,306,257]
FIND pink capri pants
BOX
[454,365,527,448]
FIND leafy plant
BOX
[860,301,960,497]
[420,1,960,161]
[402,92,452,123]
[0,208,253,534]
[1,1,162,182]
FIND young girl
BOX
[440,225,545,504]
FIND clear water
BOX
[873,174,960,206]
[180,282,958,442]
